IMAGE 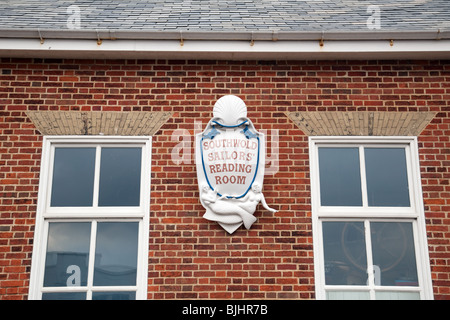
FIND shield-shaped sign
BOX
[195,95,275,233]
[198,124,263,198]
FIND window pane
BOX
[326,291,370,300]
[44,222,91,287]
[92,292,136,300]
[375,291,420,300]
[365,148,410,207]
[42,292,86,300]
[51,148,96,207]
[371,222,418,286]
[93,222,139,286]
[322,222,367,285]
[318,148,362,206]
[98,148,142,207]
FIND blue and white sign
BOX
[196,95,276,234]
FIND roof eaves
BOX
[1,28,449,42]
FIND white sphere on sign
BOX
[213,95,248,126]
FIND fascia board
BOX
[0,38,449,60]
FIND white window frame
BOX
[29,136,152,300]
[309,136,433,300]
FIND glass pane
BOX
[326,290,370,300]
[44,222,91,287]
[98,148,142,207]
[93,222,139,286]
[51,148,96,207]
[322,222,368,285]
[92,292,136,300]
[371,222,418,286]
[375,291,420,300]
[365,148,410,207]
[42,292,86,300]
[318,148,362,206]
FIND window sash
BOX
[310,138,422,218]
[44,141,148,218]
[38,219,144,300]
[309,136,433,300]
[314,143,415,212]
[29,136,151,300]
[319,218,423,300]
[318,146,412,208]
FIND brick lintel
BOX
[26,111,173,136]
[287,111,436,136]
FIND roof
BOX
[1,1,449,60]
[1,0,449,33]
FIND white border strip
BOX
[1,38,450,60]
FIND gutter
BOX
[0,28,449,60]
[1,28,449,41]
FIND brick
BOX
[1,58,450,300]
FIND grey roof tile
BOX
[0,0,449,32]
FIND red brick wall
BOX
[0,58,449,300]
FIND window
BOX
[29,136,151,300]
[310,137,433,300]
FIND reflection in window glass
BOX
[326,291,370,300]
[365,148,410,207]
[318,148,362,206]
[92,292,136,300]
[99,148,142,207]
[375,291,420,300]
[371,222,418,286]
[51,148,96,207]
[93,222,139,286]
[322,222,367,285]
[44,222,91,287]
[42,292,87,300]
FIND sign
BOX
[195,95,276,234]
